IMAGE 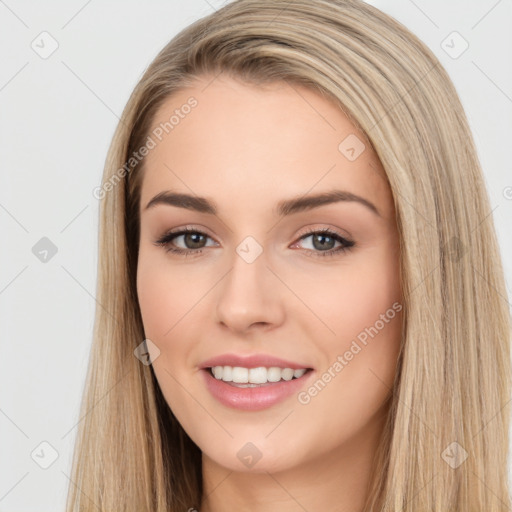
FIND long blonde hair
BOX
[65,1,512,510]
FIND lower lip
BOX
[201,368,314,411]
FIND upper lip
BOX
[199,353,313,370]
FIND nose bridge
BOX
[222,239,269,306]
[215,237,283,331]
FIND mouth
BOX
[201,365,315,411]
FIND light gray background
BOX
[0,1,511,510]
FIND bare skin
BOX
[136,73,403,512]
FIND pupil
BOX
[313,234,334,250]
[186,233,205,249]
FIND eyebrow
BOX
[144,189,381,217]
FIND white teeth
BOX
[212,366,223,379]
[267,367,282,382]
[222,365,232,382]
[231,367,248,383]
[210,365,308,384]
[249,367,267,384]
[293,368,307,378]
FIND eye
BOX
[293,227,355,258]
[153,226,355,258]
[153,226,216,256]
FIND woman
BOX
[67,0,512,510]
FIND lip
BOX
[199,353,314,370]
[201,367,315,411]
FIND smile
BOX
[202,366,314,410]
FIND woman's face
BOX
[136,73,403,474]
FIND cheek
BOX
[296,242,401,342]
[136,253,200,412]
[296,242,402,403]
[136,252,203,340]
[293,274,402,450]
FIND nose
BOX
[215,248,285,335]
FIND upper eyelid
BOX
[157,226,216,243]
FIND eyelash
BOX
[153,226,355,259]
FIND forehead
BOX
[140,74,393,219]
